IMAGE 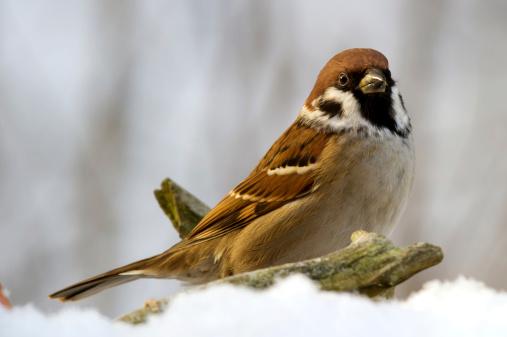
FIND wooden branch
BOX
[154,178,209,238]
[214,230,442,293]
[119,230,443,324]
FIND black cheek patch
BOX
[318,100,343,118]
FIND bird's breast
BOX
[313,132,415,249]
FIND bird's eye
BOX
[338,73,349,87]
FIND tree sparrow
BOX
[50,48,414,301]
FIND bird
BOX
[49,48,414,301]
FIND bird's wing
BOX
[183,120,330,245]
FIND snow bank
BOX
[1,276,506,337]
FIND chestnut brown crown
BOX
[305,48,389,105]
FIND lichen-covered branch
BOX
[120,230,443,324]
[154,178,209,238]
[215,230,442,292]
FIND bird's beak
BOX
[358,68,387,94]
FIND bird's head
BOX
[301,48,411,137]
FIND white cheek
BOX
[299,87,370,131]
[390,86,410,131]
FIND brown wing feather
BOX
[184,120,329,244]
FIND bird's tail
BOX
[49,255,160,302]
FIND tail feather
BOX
[49,256,157,301]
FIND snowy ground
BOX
[1,276,506,337]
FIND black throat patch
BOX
[353,89,401,135]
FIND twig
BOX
[154,178,209,238]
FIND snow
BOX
[1,276,506,337]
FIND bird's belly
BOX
[316,136,414,252]
[274,136,415,262]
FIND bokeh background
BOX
[1,0,506,317]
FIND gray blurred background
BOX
[1,0,506,317]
